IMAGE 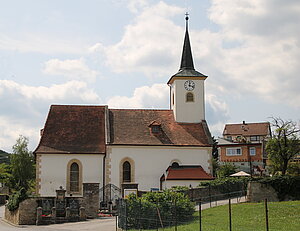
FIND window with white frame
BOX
[250,136,260,141]
[250,147,256,156]
[226,148,242,156]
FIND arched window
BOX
[186,92,194,102]
[171,162,180,168]
[70,163,79,192]
[123,161,131,183]
[67,159,82,194]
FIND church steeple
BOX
[180,13,194,71]
[167,13,207,85]
[167,13,208,123]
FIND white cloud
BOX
[205,0,300,108]
[98,0,300,110]
[0,116,38,153]
[43,58,98,82]
[127,0,148,13]
[95,1,184,77]
[0,80,101,152]
[0,34,87,55]
[206,93,230,127]
[107,83,169,108]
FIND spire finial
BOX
[185,12,189,31]
[179,12,194,71]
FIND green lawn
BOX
[130,201,300,231]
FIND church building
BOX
[34,16,213,201]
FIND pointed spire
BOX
[180,13,195,71]
[167,13,207,84]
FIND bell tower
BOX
[167,14,208,123]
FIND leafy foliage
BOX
[266,117,300,175]
[199,177,250,193]
[122,190,195,229]
[216,163,238,178]
[0,163,11,184]
[9,135,35,192]
[0,149,10,164]
[6,188,28,211]
[5,136,35,211]
[287,163,300,176]
[254,175,300,201]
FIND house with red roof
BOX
[218,121,271,175]
[34,16,213,211]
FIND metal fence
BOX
[116,192,300,231]
[117,191,246,231]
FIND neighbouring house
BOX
[218,121,271,176]
[34,16,214,212]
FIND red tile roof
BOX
[164,166,213,180]
[34,105,106,154]
[108,109,212,146]
[223,122,270,136]
[35,106,212,154]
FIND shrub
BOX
[198,177,250,193]
[121,190,195,229]
[7,188,28,211]
[254,175,300,201]
[217,163,238,178]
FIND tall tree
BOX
[266,117,300,175]
[9,135,35,191]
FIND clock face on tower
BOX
[184,80,195,91]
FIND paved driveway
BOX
[0,206,117,231]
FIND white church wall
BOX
[161,180,201,189]
[108,145,212,191]
[38,154,104,197]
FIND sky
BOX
[1,0,300,152]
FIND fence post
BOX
[125,200,128,231]
[199,201,202,231]
[209,185,212,208]
[115,213,118,231]
[174,199,177,231]
[156,200,159,231]
[138,199,141,231]
[228,198,232,231]
[265,198,269,231]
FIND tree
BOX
[217,163,237,178]
[212,136,219,159]
[211,136,219,177]
[0,163,11,184]
[266,117,300,175]
[9,135,35,191]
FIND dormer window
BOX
[152,125,160,133]
[149,121,161,133]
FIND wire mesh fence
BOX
[116,192,300,231]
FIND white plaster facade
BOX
[38,154,104,197]
[170,79,206,123]
[107,145,212,191]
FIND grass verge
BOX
[129,201,300,231]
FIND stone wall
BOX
[4,198,37,225]
[247,182,279,202]
[82,183,99,218]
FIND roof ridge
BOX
[226,122,269,125]
[51,104,106,108]
[109,109,171,111]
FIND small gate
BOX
[99,184,121,211]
